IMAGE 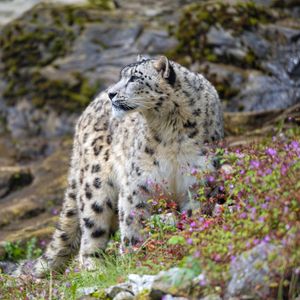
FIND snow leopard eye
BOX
[128,75,139,83]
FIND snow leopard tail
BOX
[0,136,82,278]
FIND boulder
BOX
[226,242,283,299]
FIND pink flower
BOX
[130,210,136,217]
[187,238,193,245]
[190,221,197,227]
[191,168,198,176]
[194,250,200,258]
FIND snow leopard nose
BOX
[108,92,117,100]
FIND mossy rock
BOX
[168,1,275,67]
[0,3,105,112]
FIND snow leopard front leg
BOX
[118,184,151,251]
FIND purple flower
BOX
[198,273,206,286]
[291,141,300,150]
[253,238,260,245]
[261,203,268,209]
[250,160,260,169]
[240,169,245,175]
[266,168,272,175]
[187,238,193,245]
[263,235,271,243]
[239,212,247,219]
[65,282,71,288]
[266,148,277,157]
[207,175,215,183]
[51,208,59,216]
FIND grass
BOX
[0,124,299,299]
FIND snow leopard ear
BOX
[154,56,170,78]
[154,56,176,86]
[136,54,150,62]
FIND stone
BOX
[7,99,77,139]
[105,282,134,299]
[162,295,189,300]
[150,267,195,298]
[229,72,299,112]
[240,31,270,59]
[128,273,156,295]
[0,166,33,199]
[136,29,178,54]
[206,26,237,48]
[226,243,282,299]
[199,294,222,300]
[113,291,134,300]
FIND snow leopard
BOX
[0,56,224,277]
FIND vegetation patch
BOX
[1,123,299,299]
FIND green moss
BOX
[87,0,116,10]
[169,1,275,67]
[0,3,102,112]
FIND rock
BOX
[113,291,134,300]
[162,295,189,300]
[105,282,134,299]
[136,29,178,54]
[128,273,156,295]
[172,1,300,112]
[0,166,33,199]
[0,140,70,248]
[199,294,222,300]
[206,26,237,48]
[150,267,195,298]
[229,72,299,112]
[240,31,270,59]
[226,243,283,299]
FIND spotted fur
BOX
[0,56,223,277]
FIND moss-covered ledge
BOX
[0,2,113,112]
